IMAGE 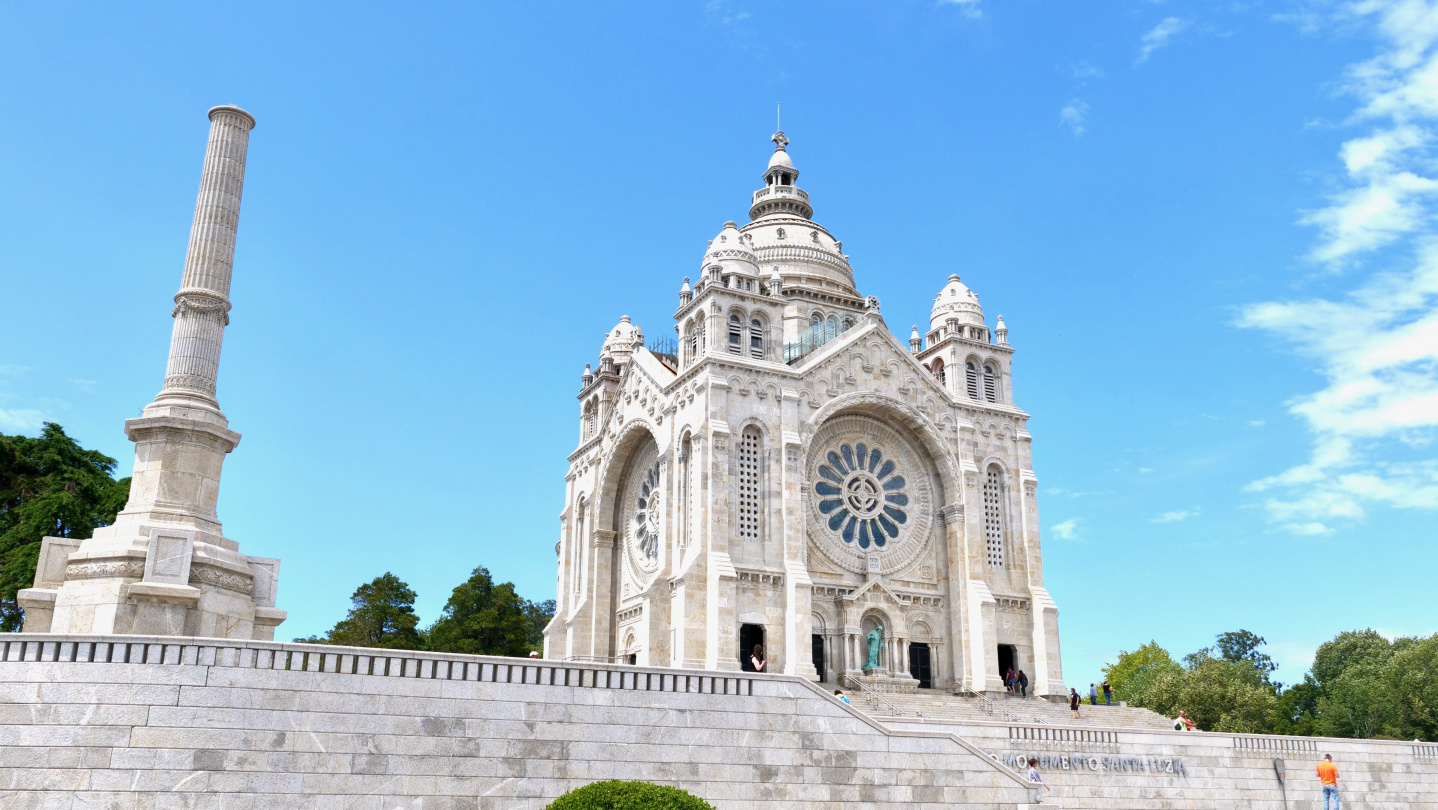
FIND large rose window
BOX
[814,443,908,549]
[633,462,661,565]
[806,415,933,575]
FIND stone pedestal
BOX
[851,673,919,694]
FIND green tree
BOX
[524,598,556,651]
[0,423,130,631]
[1102,641,1183,706]
[1389,635,1438,741]
[304,573,423,649]
[1311,629,1393,689]
[424,566,534,656]
[1214,629,1278,683]
[1272,675,1321,737]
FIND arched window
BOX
[826,315,838,334]
[776,227,786,239]
[810,313,823,328]
[966,362,980,400]
[983,364,998,403]
[684,322,697,366]
[737,427,762,540]
[695,319,705,358]
[983,467,1005,568]
[931,358,946,385]
[584,399,597,439]
[728,314,742,355]
[749,319,764,359]
[840,318,854,332]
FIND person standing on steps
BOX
[1102,680,1112,705]
[1016,669,1029,698]
[1089,683,1098,705]
[1026,758,1050,797]
[1069,688,1081,719]
[1317,754,1340,810]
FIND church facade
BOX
[544,134,1064,700]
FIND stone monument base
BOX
[852,672,920,693]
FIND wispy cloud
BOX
[1071,62,1106,81]
[1152,507,1201,523]
[0,364,28,375]
[1240,0,1438,535]
[704,0,750,25]
[1137,17,1191,63]
[0,408,45,433]
[939,0,982,19]
[1050,518,1081,540]
[1060,99,1090,137]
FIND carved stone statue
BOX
[865,625,884,670]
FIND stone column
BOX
[30,106,284,641]
[589,530,617,659]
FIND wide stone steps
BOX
[857,689,1177,730]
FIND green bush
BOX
[545,780,715,810]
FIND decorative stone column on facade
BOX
[588,530,617,659]
[22,106,285,641]
[779,394,818,679]
[939,502,970,692]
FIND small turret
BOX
[581,363,593,388]
[769,268,783,297]
[995,315,1008,346]
[679,277,692,307]
[909,325,922,354]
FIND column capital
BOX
[939,502,965,524]
[593,529,618,548]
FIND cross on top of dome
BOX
[771,130,789,152]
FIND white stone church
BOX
[545,133,1064,700]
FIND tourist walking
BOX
[833,689,850,705]
[1026,758,1050,796]
[1102,680,1112,705]
[1089,683,1098,705]
[1069,688,1081,719]
[1317,754,1340,810]
[750,644,765,673]
[1016,669,1029,698]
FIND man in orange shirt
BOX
[1317,754,1340,810]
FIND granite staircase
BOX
[856,689,1177,730]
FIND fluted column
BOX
[161,106,254,405]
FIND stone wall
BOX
[884,715,1438,809]
[0,635,1038,809]
[4,635,1434,809]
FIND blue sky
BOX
[2,1,1436,686]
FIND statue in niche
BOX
[865,625,885,670]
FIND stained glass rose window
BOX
[633,462,660,564]
[813,442,909,549]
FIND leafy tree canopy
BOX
[425,566,534,656]
[0,423,130,631]
[308,572,423,650]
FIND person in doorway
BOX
[1026,758,1050,795]
[833,689,850,705]
[1069,688,1081,719]
[1102,680,1112,705]
[750,644,766,673]
[1317,754,1340,810]
[1089,683,1098,705]
[1005,667,1017,694]
[1016,669,1029,698]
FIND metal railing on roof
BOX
[782,319,853,364]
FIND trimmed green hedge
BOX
[544,780,716,810]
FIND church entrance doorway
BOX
[739,624,765,672]
[908,643,932,689]
[811,635,826,683]
[997,644,1016,685]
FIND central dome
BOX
[930,274,984,330]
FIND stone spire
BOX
[20,106,285,640]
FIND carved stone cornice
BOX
[593,529,617,549]
[188,562,254,595]
[940,503,965,524]
[65,559,146,581]
[172,292,232,326]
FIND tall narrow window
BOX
[728,315,742,355]
[695,320,705,358]
[932,358,946,385]
[679,436,692,549]
[966,362,980,399]
[737,428,762,540]
[983,365,998,403]
[584,399,596,438]
[983,468,1005,568]
[749,319,764,359]
[686,329,697,366]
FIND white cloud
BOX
[1060,99,1090,137]
[1137,17,1191,63]
[0,364,28,375]
[1138,467,1154,474]
[704,0,750,25]
[0,408,45,433]
[1241,0,1438,534]
[1071,62,1106,81]
[1250,419,1267,426]
[1152,508,1201,523]
[939,0,982,19]
[1050,518,1081,540]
